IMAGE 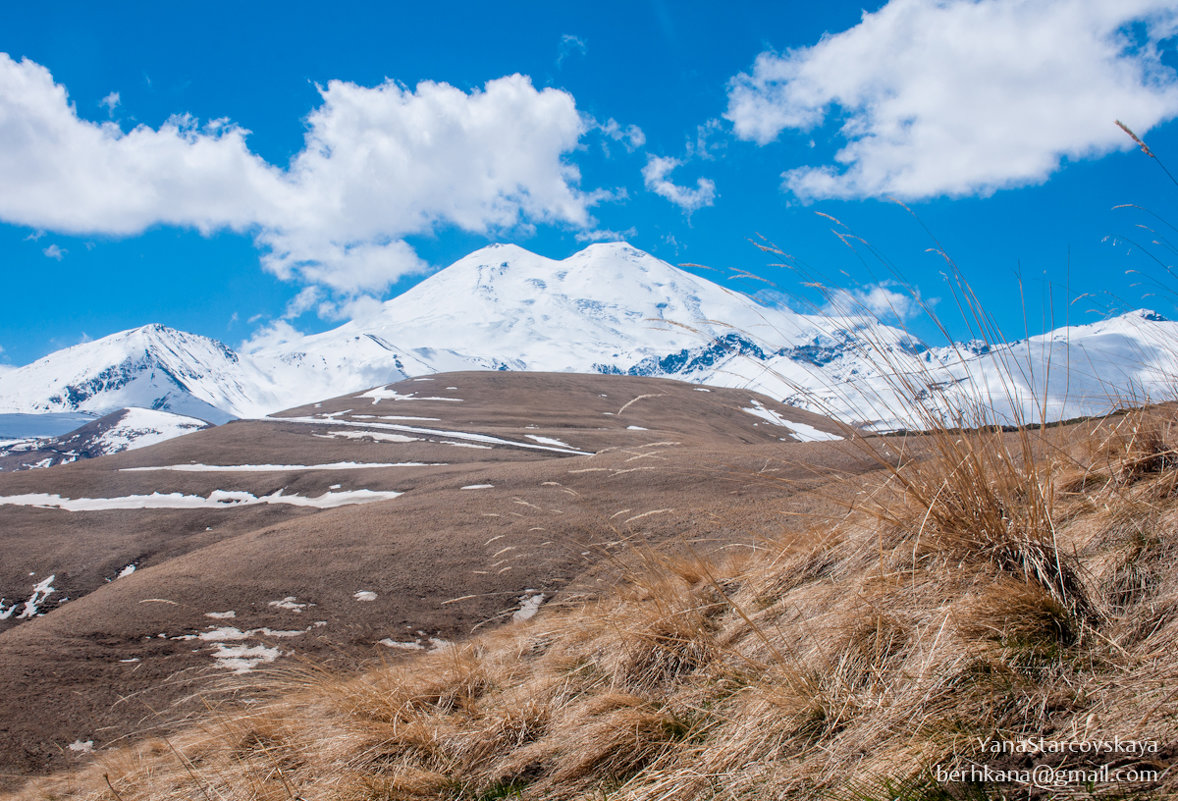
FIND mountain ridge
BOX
[2,242,1177,441]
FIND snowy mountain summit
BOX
[3,242,1178,450]
[261,242,819,382]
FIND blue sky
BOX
[2,0,1178,364]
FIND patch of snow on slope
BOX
[742,400,842,442]
[273,416,593,455]
[360,387,463,404]
[169,623,310,673]
[211,643,282,673]
[525,434,573,448]
[380,638,425,650]
[513,592,546,622]
[193,625,306,641]
[0,575,57,620]
[353,591,377,602]
[268,597,309,613]
[316,430,420,443]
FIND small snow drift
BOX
[0,574,56,620]
[513,592,546,622]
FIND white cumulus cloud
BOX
[0,55,597,310]
[0,55,287,236]
[725,0,1178,200]
[642,155,716,212]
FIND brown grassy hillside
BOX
[0,372,865,779]
[7,398,1178,800]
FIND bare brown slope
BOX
[0,372,870,779]
[10,399,1178,799]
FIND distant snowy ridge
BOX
[0,407,208,471]
[0,325,280,423]
[2,243,1177,436]
[705,307,1178,429]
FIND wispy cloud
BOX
[239,319,302,354]
[575,226,638,243]
[42,243,65,260]
[824,281,931,323]
[642,155,716,213]
[688,119,726,161]
[749,287,794,309]
[726,0,1178,200]
[282,286,321,319]
[598,118,646,152]
[557,34,587,66]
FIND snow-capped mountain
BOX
[0,324,282,424]
[253,243,837,386]
[3,242,1177,442]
